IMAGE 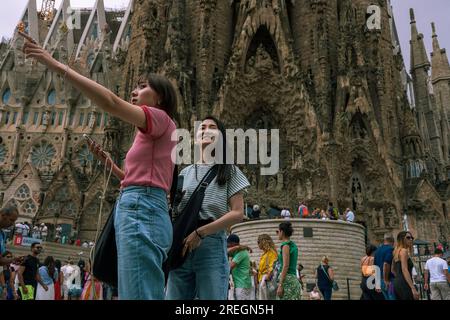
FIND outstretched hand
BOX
[20,31,60,71]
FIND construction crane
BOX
[39,0,56,22]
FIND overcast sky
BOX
[1,0,449,73]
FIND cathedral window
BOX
[47,201,60,215]
[79,113,85,126]
[62,201,77,216]
[2,88,11,104]
[51,111,56,126]
[15,184,31,200]
[12,112,18,124]
[58,111,64,126]
[55,185,70,202]
[69,111,75,126]
[0,144,7,163]
[87,53,95,68]
[22,199,37,215]
[4,111,10,125]
[30,141,56,168]
[47,89,56,105]
[33,112,39,125]
[22,111,29,124]
[96,113,101,127]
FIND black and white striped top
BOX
[177,164,250,221]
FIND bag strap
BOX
[321,264,332,282]
[174,165,218,217]
[189,165,218,200]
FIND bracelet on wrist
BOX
[195,229,204,240]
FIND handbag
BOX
[321,264,339,291]
[92,204,117,287]
[163,165,218,279]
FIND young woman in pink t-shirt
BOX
[22,33,177,300]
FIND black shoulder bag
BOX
[163,165,218,280]
[92,204,118,287]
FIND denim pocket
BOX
[118,192,140,211]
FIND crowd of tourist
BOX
[246,201,355,223]
[360,232,450,300]
[0,243,116,300]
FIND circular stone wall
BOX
[230,219,366,300]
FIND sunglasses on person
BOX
[36,246,43,250]
[405,236,414,240]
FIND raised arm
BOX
[21,32,146,129]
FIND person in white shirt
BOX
[40,224,48,242]
[345,208,355,223]
[32,225,40,239]
[280,208,291,220]
[424,248,450,300]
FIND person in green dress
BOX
[275,221,301,300]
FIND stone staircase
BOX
[6,241,91,263]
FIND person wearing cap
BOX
[227,234,253,300]
[424,248,450,300]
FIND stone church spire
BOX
[409,9,430,72]
[431,23,450,84]
[430,23,450,166]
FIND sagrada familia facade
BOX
[0,0,448,247]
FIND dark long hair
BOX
[139,73,178,120]
[44,256,55,279]
[197,116,234,186]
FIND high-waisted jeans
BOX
[114,186,172,300]
[165,231,229,300]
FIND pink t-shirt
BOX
[121,106,176,193]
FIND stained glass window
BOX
[55,185,69,202]
[62,202,77,216]
[87,53,95,67]
[47,201,60,215]
[30,141,56,168]
[4,111,10,125]
[22,199,37,215]
[2,88,11,104]
[33,112,39,125]
[47,89,56,105]
[79,113,85,126]
[14,184,31,200]
[58,111,64,126]
[96,113,101,126]
[22,111,29,124]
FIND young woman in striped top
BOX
[166,116,250,300]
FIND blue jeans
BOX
[114,186,172,300]
[165,232,229,300]
[319,286,332,300]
